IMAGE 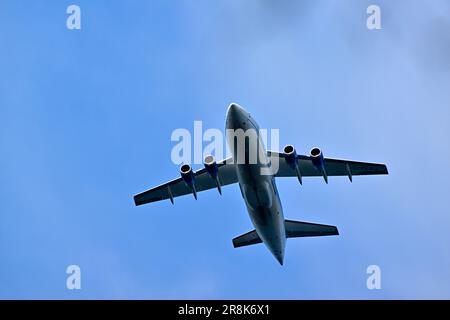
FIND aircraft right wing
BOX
[267,151,388,181]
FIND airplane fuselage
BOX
[226,104,286,264]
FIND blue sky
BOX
[1,0,450,299]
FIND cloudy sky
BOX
[1,0,450,299]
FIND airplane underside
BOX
[133,103,388,265]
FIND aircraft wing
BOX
[267,151,388,179]
[134,158,237,205]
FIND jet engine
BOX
[283,145,297,167]
[180,164,197,199]
[310,147,328,183]
[204,155,222,194]
[204,155,218,178]
[283,145,302,184]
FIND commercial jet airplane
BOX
[133,103,388,265]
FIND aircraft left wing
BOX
[134,158,237,205]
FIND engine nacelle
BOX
[283,145,297,169]
[180,164,197,199]
[180,164,194,185]
[310,147,324,169]
[204,155,218,178]
[310,147,328,183]
[283,145,302,185]
[204,155,222,194]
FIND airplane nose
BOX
[227,103,244,117]
[226,103,246,129]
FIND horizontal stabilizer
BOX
[232,229,262,248]
[285,219,339,238]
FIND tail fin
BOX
[285,219,339,238]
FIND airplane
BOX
[133,103,388,265]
